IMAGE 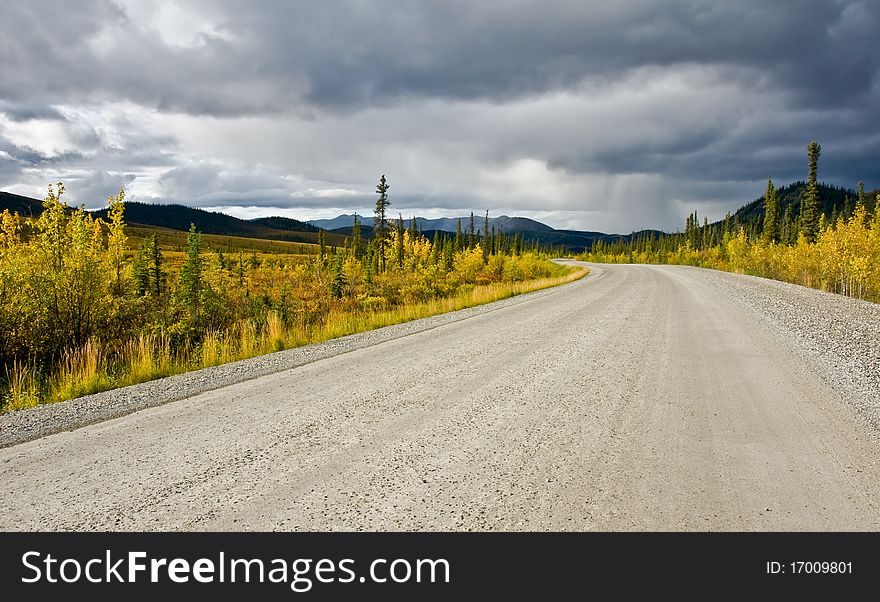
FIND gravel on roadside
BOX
[679,266,880,431]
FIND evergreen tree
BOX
[455,218,464,253]
[801,141,821,243]
[762,178,779,242]
[395,214,405,268]
[133,237,150,297]
[483,210,490,262]
[374,175,390,272]
[430,232,443,265]
[722,212,732,240]
[179,223,205,325]
[351,215,362,260]
[782,205,795,244]
[468,212,476,247]
[443,234,454,270]
[330,255,347,298]
[318,228,327,263]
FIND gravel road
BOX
[1,262,878,531]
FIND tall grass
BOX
[1,267,586,413]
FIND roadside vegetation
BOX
[579,142,880,302]
[0,178,583,412]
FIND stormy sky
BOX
[1,1,878,233]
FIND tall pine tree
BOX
[395,214,405,268]
[483,210,490,262]
[373,175,390,272]
[801,141,821,242]
[351,215,362,260]
[179,223,205,325]
[762,178,779,242]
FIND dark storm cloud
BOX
[2,1,876,115]
[0,0,878,231]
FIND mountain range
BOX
[307,214,555,233]
[0,191,630,251]
[2,180,871,252]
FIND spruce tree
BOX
[783,205,795,244]
[374,175,390,272]
[330,255,347,298]
[351,215,362,260]
[468,211,476,247]
[455,218,464,253]
[483,211,490,262]
[395,214,405,268]
[443,235,454,270]
[762,178,779,242]
[318,228,327,263]
[856,181,866,224]
[179,223,205,325]
[801,141,821,242]
[143,233,164,296]
[430,232,443,264]
[133,237,150,296]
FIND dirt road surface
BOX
[1,263,878,530]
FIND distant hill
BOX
[307,213,372,231]
[249,216,319,233]
[321,213,659,251]
[90,202,346,246]
[0,191,45,217]
[309,214,554,234]
[732,181,873,227]
[11,180,870,254]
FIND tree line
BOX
[581,141,880,302]
[0,176,573,411]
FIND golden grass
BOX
[1,267,586,413]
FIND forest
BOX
[580,142,880,303]
[0,177,583,412]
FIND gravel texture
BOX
[683,266,880,431]
[0,276,584,449]
[1,262,878,531]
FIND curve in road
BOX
[1,262,877,530]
